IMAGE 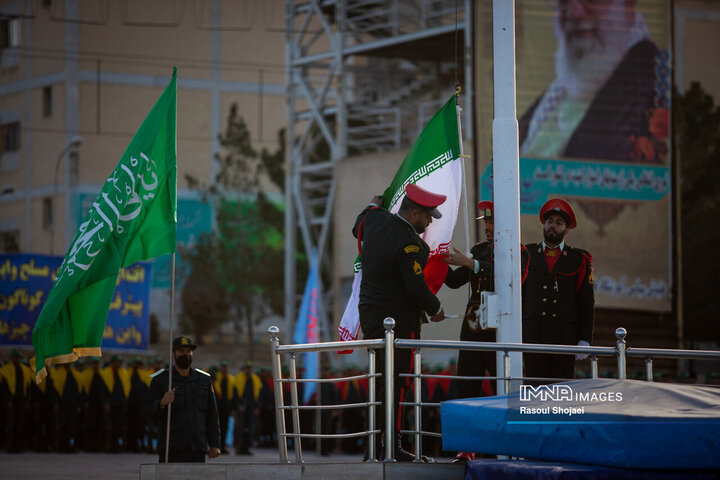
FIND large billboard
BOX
[477,0,672,311]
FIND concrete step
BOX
[140,461,466,480]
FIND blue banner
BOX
[0,253,151,350]
[294,249,319,405]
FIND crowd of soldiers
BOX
[0,350,277,455]
[0,347,467,458]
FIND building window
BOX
[0,17,21,50]
[0,229,20,252]
[1,122,20,153]
[43,86,52,117]
[42,0,52,8]
[43,197,53,229]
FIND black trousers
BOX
[217,406,230,451]
[5,400,25,453]
[456,348,497,398]
[158,448,206,463]
[524,353,575,385]
[359,304,419,452]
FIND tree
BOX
[674,82,720,344]
[182,104,290,358]
[180,231,230,341]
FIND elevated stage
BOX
[464,459,719,480]
[442,378,720,471]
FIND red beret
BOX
[404,184,447,219]
[476,200,494,219]
[540,198,577,229]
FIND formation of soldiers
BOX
[0,349,163,454]
[0,351,276,455]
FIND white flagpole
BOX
[164,252,176,463]
[456,97,471,257]
[492,0,523,394]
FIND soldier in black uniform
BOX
[56,363,83,452]
[353,183,446,461]
[1,349,31,453]
[213,360,233,454]
[443,201,498,399]
[143,336,221,463]
[107,355,128,452]
[126,357,148,452]
[522,198,594,384]
[85,357,108,452]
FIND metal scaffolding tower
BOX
[284,0,473,338]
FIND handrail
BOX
[626,347,720,360]
[281,401,382,410]
[275,338,385,354]
[269,323,720,464]
[395,338,617,356]
[279,372,381,383]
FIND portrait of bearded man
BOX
[519,0,669,164]
[497,0,674,312]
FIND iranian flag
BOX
[338,96,463,344]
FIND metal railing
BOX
[268,319,397,463]
[269,324,720,463]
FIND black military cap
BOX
[172,336,197,351]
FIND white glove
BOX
[575,340,590,360]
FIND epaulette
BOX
[150,368,166,378]
[575,247,593,262]
[195,368,211,377]
[526,242,541,253]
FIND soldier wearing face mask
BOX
[143,336,221,463]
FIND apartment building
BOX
[0,0,287,297]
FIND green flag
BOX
[32,68,178,382]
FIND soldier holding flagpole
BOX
[143,336,221,463]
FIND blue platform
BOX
[441,379,720,470]
[465,459,719,480]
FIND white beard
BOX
[553,1,649,99]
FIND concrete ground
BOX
[0,447,372,480]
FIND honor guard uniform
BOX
[521,199,595,383]
[353,183,446,461]
[444,201,498,398]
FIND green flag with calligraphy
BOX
[32,68,178,382]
